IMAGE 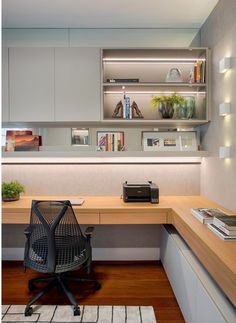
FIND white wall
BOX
[199,0,236,211]
[2,164,200,196]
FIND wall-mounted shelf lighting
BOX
[219,102,231,116]
[104,91,206,95]
[219,146,230,159]
[219,57,231,73]
[103,58,206,63]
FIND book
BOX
[213,215,236,230]
[191,208,226,224]
[106,78,139,83]
[207,224,236,240]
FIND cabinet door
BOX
[161,227,197,323]
[9,48,54,121]
[2,47,9,122]
[55,48,101,121]
[196,282,226,323]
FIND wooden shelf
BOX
[101,119,209,127]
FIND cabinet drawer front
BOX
[100,211,167,224]
[2,212,30,224]
[75,212,99,224]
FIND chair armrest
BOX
[84,226,94,237]
[24,226,32,238]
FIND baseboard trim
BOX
[2,247,160,261]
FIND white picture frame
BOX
[71,128,89,146]
[142,131,197,152]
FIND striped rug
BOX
[2,305,157,323]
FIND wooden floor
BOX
[2,261,185,323]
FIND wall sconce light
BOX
[219,102,231,116]
[219,57,231,73]
[219,146,230,159]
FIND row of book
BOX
[123,96,132,119]
[5,130,42,152]
[192,60,206,84]
[98,132,124,152]
[191,208,236,240]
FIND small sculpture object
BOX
[112,100,123,118]
[131,101,143,118]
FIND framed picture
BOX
[97,131,124,151]
[71,128,89,146]
[142,131,197,152]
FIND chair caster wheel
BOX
[28,281,36,291]
[25,306,33,316]
[94,281,101,290]
[74,306,81,316]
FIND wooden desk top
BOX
[2,195,236,307]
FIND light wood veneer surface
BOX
[2,195,236,307]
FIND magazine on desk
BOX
[207,223,236,240]
[191,208,226,224]
[213,215,236,230]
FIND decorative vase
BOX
[176,97,195,119]
[185,96,195,119]
[159,102,174,119]
[2,195,20,202]
[166,68,183,82]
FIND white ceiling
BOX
[2,0,219,29]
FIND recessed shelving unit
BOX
[102,48,210,126]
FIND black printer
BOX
[123,181,159,204]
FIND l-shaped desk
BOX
[2,195,236,309]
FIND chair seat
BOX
[25,235,90,273]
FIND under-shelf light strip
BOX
[103,58,206,63]
[104,91,206,95]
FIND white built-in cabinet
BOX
[7,47,101,122]
[9,48,54,122]
[55,48,101,121]
[2,47,9,122]
[161,225,236,323]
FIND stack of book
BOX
[208,215,236,240]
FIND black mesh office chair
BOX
[24,200,101,317]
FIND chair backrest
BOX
[24,200,86,273]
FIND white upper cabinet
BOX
[55,48,101,121]
[2,47,9,122]
[9,48,54,122]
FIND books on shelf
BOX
[207,223,236,241]
[122,96,131,119]
[97,131,124,152]
[190,208,226,224]
[193,60,206,83]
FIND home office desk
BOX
[2,195,236,308]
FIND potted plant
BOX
[2,181,25,202]
[150,93,185,119]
